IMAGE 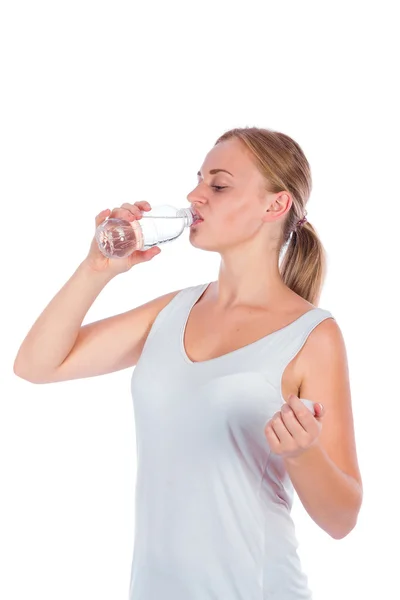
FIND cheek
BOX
[225,199,250,222]
[226,206,257,231]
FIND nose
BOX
[187,185,207,206]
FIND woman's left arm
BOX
[264,318,363,540]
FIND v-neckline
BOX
[180,282,319,366]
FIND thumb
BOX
[132,246,161,263]
[314,402,325,418]
[143,246,161,259]
[95,209,111,227]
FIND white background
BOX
[1,1,399,598]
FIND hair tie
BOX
[295,213,308,229]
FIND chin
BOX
[189,231,213,251]
[189,238,222,253]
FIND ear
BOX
[262,191,293,224]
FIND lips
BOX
[192,208,204,221]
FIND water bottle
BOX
[95,204,202,259]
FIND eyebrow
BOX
[197,168,234,178]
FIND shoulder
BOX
[297,312,343,383]
[288,290,334,335]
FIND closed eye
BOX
[212,186,227,191]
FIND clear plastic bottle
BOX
[95,204,201,259]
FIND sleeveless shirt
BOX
[129,282,335,599]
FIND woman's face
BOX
[187,138,288,252]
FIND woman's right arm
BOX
[13,259,182,384]
[13,200,179,384]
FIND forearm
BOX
[14,260,114,378]
[283,443,363,539]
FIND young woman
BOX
[14,127,363,599]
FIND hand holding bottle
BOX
[94,203,196,261]
[84,201,161,276]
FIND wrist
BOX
[78,259,115,283]
[283,443,322,467]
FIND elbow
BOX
[14,370,38,384]
[330,496,363,540]
[13,364,45,385]
[330,519,358,540]
[13,356,29,380]
[13,362,27,380]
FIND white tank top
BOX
[129,282,334,599]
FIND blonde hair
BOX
[215,126,327,306]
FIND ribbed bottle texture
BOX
[95,205,198,258]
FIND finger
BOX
[111,205,142,221]
[142,246,161,260]
[121,202,144,212]
[134,201,152,211]
[130,246,161,264]
[95,209,111,226]
[264,424,280,449]
[271,416,292,442]
[287,395,314,432]
[121,201,151,215]
[280,405,307,438]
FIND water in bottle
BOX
[95,204,203,259]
